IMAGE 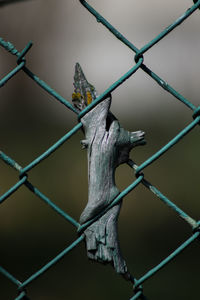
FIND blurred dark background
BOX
[0,0,200,299]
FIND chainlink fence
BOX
[0,0,200,299]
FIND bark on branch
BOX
[72,63,145,277]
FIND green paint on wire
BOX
[19,235,84,289]
[14,291,27,300]
[134,230,200,287]
[0,151,22,171]
[20,122,82,176]
[136,117,200,175]
[25,180,80,228]
[0,176,27,204]
[0,266,22,287]
[0,61,25,87]
[0,1,200,299]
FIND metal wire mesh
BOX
[0,0,200,299]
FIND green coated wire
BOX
[127,159,198,229]
[0,38,78,114]
[0,150,79,227]
[79,0,198,111]
[134,0,200,60]
[134,229,200,288]
[0,266,22,287]
[19,235,85,289]
[0,61,25,87]
[0,150,22,171]
[142,179,198,229]
[20,58,143,174]
[0,0,200,299]
[140,64,196,110]
[25,180,80,228]
[23,67,78,114]
[135,117,200,176]
[0,38,20,56]
[129,290,143,300]
[79,0,138,53]
[14,291,27,300]
[20,122,82,176]
[0,176,27,204]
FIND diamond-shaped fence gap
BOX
[0,123,68,170]
[42,252,130,300]
[23,130,87,220]
[139,239,199,300]
[0,104,80,170]
[115,163,142,193]
[131,116,200,189]
[22,239,131,300]
[133,0,200,59]
[109,70,159,123]
[0,242,89,300]
[0,82,77,168]
[138,264,189,300]
[90,0,147,49]
[112,67,193,128]
[118,182,191,267]
[85,0,186,50]
[165,128,200,215]
[0,184,78,275]
[128,121,183,173]
[137,0,199,51]
[143,39,200,110]
[15,66,77,127]
[125,237,197,300]
[140,124,200,201]
[22,66,77,125]
[66,4,140,89]
[0,42,78,127]
[117,184,154,271]
[61,244,134,300]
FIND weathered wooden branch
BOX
[72,63,145,277]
